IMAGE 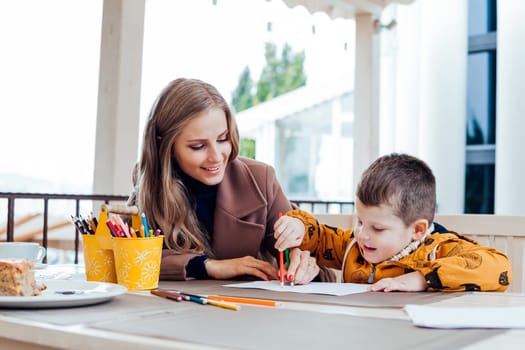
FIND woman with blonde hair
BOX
[128,78,320,283]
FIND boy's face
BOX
[354,199,420,264]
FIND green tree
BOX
[231,42,306,159]
[231,66,254,113]
[239,138,256,159]
[255,42,306,104]
[231,42,306,112]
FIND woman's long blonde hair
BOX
[138,78,240,255]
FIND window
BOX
[465,0,497,213]
[276,94,354,200]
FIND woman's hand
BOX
[274,215,305,251]
[284,248,319,285]
[204,256,279,281]
[367,271,427,292]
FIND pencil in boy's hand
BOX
[278,211,284,287]
[284,248,294,286]
[279,250,284,287]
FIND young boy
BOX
[274,153,512,292]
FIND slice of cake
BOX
[0,258,47,296]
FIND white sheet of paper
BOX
[224,281,369,296]
[404,304,525,328]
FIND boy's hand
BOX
[273,215,305,251]
[367,271,427,292]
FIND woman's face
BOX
[173,107,232,185]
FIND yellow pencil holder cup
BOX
[112,236,163,290]
[81,235,118,283]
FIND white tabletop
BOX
[0,264,524,350]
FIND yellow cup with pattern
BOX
[81,235,117,283]
[112,236,163,290]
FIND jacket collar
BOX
[216,158,267,217]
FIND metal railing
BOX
[0,192,353,264]
[290,199,354,214]
[0,192,129,263]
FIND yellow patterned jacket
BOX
[287,210,512,292]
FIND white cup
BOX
[0,242,46,263]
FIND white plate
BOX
[0,280,127,309]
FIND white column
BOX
[353,13,380,191]
[93,0,145,196]
[393,2,422,155]
[378,7,397,155]
[495,2,525,214]
[418,0,468,213]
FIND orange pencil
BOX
[207,295,278,307]
[278,211,284,287]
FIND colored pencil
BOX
[150,289,183,301]
[154,290,241,311]
[279,250,284,287]
[284,248,294,286]
[141,212,150,237]
[115,215,131,238]
[106,220,121,237]
[207,295,278,307]
[178,292,239,311]
[186,295,207,305]
[278,211,284,286]
[70,215,86,235]
[206,299,240,311]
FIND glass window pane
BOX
[468,0,496,35]
[464,164,494,214]
[466,52,496,145]
[277,101,353,200]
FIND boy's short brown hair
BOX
[356,153,436,226]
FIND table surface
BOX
[0,264,524,350]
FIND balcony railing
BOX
[0,192,354,264]
[0,192,130,264]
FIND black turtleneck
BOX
[179,171,217,279]
[179,170,218,237]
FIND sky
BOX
[0,0,355,194]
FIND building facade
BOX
[239,0,525,215]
